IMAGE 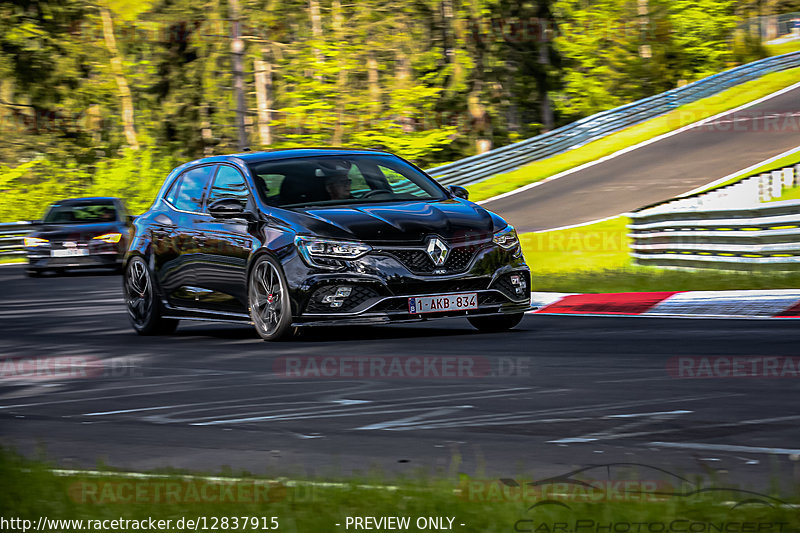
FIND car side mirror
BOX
[208,198,252,220]
[448,185,469,200]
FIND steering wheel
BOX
[360,189,391,199]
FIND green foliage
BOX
[0,0,789,221]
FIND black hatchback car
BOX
[124,149,531,340]
[25,197,132,276]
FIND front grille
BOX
[380,242,488,274]
[388,277,491,296]
[304,284,380,313]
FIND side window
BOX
[348,165,369,195]
[169,166,215,212]
[255,173,286,205]
[207,165,249,207]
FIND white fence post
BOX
[783,167,794,188]
[759,173,773,201]
[772,170,784,199]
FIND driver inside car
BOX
[325,172,353,200]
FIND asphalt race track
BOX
[485,83,800,231]
[2,265,800,488]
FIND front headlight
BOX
[295,236,372,270]
[492,225,520,250]
[92,232,122,244]
[24,237,49,247]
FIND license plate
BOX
[409,293,478,314]
[52,248,88,257]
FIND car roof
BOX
[188,148,394,166]
[52,197,119,205]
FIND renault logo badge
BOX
[426,237,450,266]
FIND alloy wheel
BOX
[250,259,285,337]
[125,257,153,328]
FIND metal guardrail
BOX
[0,222,31,260]
[425,51,800,187]
[628,163,800,270]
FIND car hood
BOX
[290,199,504,244]
[32,222,125,241]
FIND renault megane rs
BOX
[123,149,531,340]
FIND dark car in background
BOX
[123,149,531,340]
[25,197,132,277]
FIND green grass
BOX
[520,217,800,293]
[520,217,632,274]
[772,185,800,202]
[467,67,800,202]
[766,38,800,56]
[1,448,796,533]
[0,256,25,264]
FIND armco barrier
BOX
[425,51,800,186]
[0,222,31,260]
[628,162,800,269]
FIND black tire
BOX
[468,312,524,333]
[248,254,293,341]
[124,256,179,335]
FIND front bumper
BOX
[285,242,531,326]
[27,246,123,271]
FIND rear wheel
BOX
[249,255,293,341]
[124,256,178,335]
[468,312,524,333]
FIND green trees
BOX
[0,0,788,220]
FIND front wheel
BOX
[468,312,524,333]
[124,256,178,335]
[248,255,293,341]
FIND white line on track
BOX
[649,441,800,456]
[187,387,536,426]
[349,393,737,432]
[680,144,800,197]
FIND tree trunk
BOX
[332,0,346,145]
[309,0,324,75]
[539,42,554,132]
[229,0,249,151]
[99,4,139,150]
[467,80,490,154]
[254,52,273,147]
[395,50,413,133]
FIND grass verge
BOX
[766,39,800,56]
[520,217,800,293]
[467,67,800,203]
[2,449,796,533]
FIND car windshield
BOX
[247,154,447,208]
[43,202,119,224]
